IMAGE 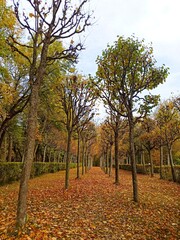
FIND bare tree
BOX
[100,122,114,176]
[57,74,96,189]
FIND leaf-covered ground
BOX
[0,167,179,239]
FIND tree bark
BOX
[0,125,7,150]
[65,129,72,189]
[168,145,176,182]
[2,133,7,162]
[76,132,80,179]
[105,149,108,174]
[48,150,52,162]
[82,140,85,175]
[86,153,89,173]
[149,149,154,177]
[109,144,112,177]
[160,145,163,179]
[129,118,138,202]
[7,135,13,162]
[114,128,119,185]
[85,146,88,174]
[16,83,39,228]
[141,149,146,174]
[43,145,47,162]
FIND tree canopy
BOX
[94,35,169,202]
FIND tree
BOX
[139,117,158,177]
[0,53,30,150]
[155,99,180,182]
[33,57,68,162]
[57,74,96,189]
[104,111,125,184]
[100,121,114,176]
[76,115,94,179]
[0,2,29,151]
[80,121,97,173]
[173,95,180,112]
[0,0,16,54]
[96,35,169,202]
[9,0,92,228]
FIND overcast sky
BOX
[77,0,180,101]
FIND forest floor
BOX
[0,167,179,240]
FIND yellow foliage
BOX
[35,125,43,142]
[0,4,16,30]
[0,82,14,104]
[0,0,5,7]
[29,12,35,18]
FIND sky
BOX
[7,0,180,122]
[77,0,180,103]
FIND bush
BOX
[0,162,23,185]
[175,166,180,183]
[0,162,76,185]
[119,164,150,174]
[159,165,180,183]
[119,164,180,183]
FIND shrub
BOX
[119,164,150,174]
[119,164,180,183]
[0,162,76,185]
[0,162,23,185]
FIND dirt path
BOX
[0,167,179,239]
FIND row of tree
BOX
[0,0,96,228]
[0,0,179,231]
[91,35,179,203]
[98,97,180,182]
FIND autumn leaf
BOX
[29,13,35,18]
[0,168,179,239]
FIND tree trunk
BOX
[114,128,119,185]
[65,129,72,189]
[76,132,80,179]
[43,145,47,162]
[13,145,19,162]
[86,153,89,173]
[0,126,7,150]
[1,133,7,162]
[85,146,88,174]
[54,151,56,162]
[160,145,163,179]
[149,149,154,177]
[16,83,39,228]
[82,140,85,175]
[168,145,176,182]
[141,149,145,174]
[34,143,39,162]
[167,153,170,165]
[7,135,13,162]
[57,152,61,162]
[129,119,138,202]
[105,149,108,174]
[49,150,52,162]
[109,144,112,177]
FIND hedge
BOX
[119,164,180,183]
[119,164,151,174]
[154,165,180,183]
[0,162,76,185]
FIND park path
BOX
[0,167,179,239]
